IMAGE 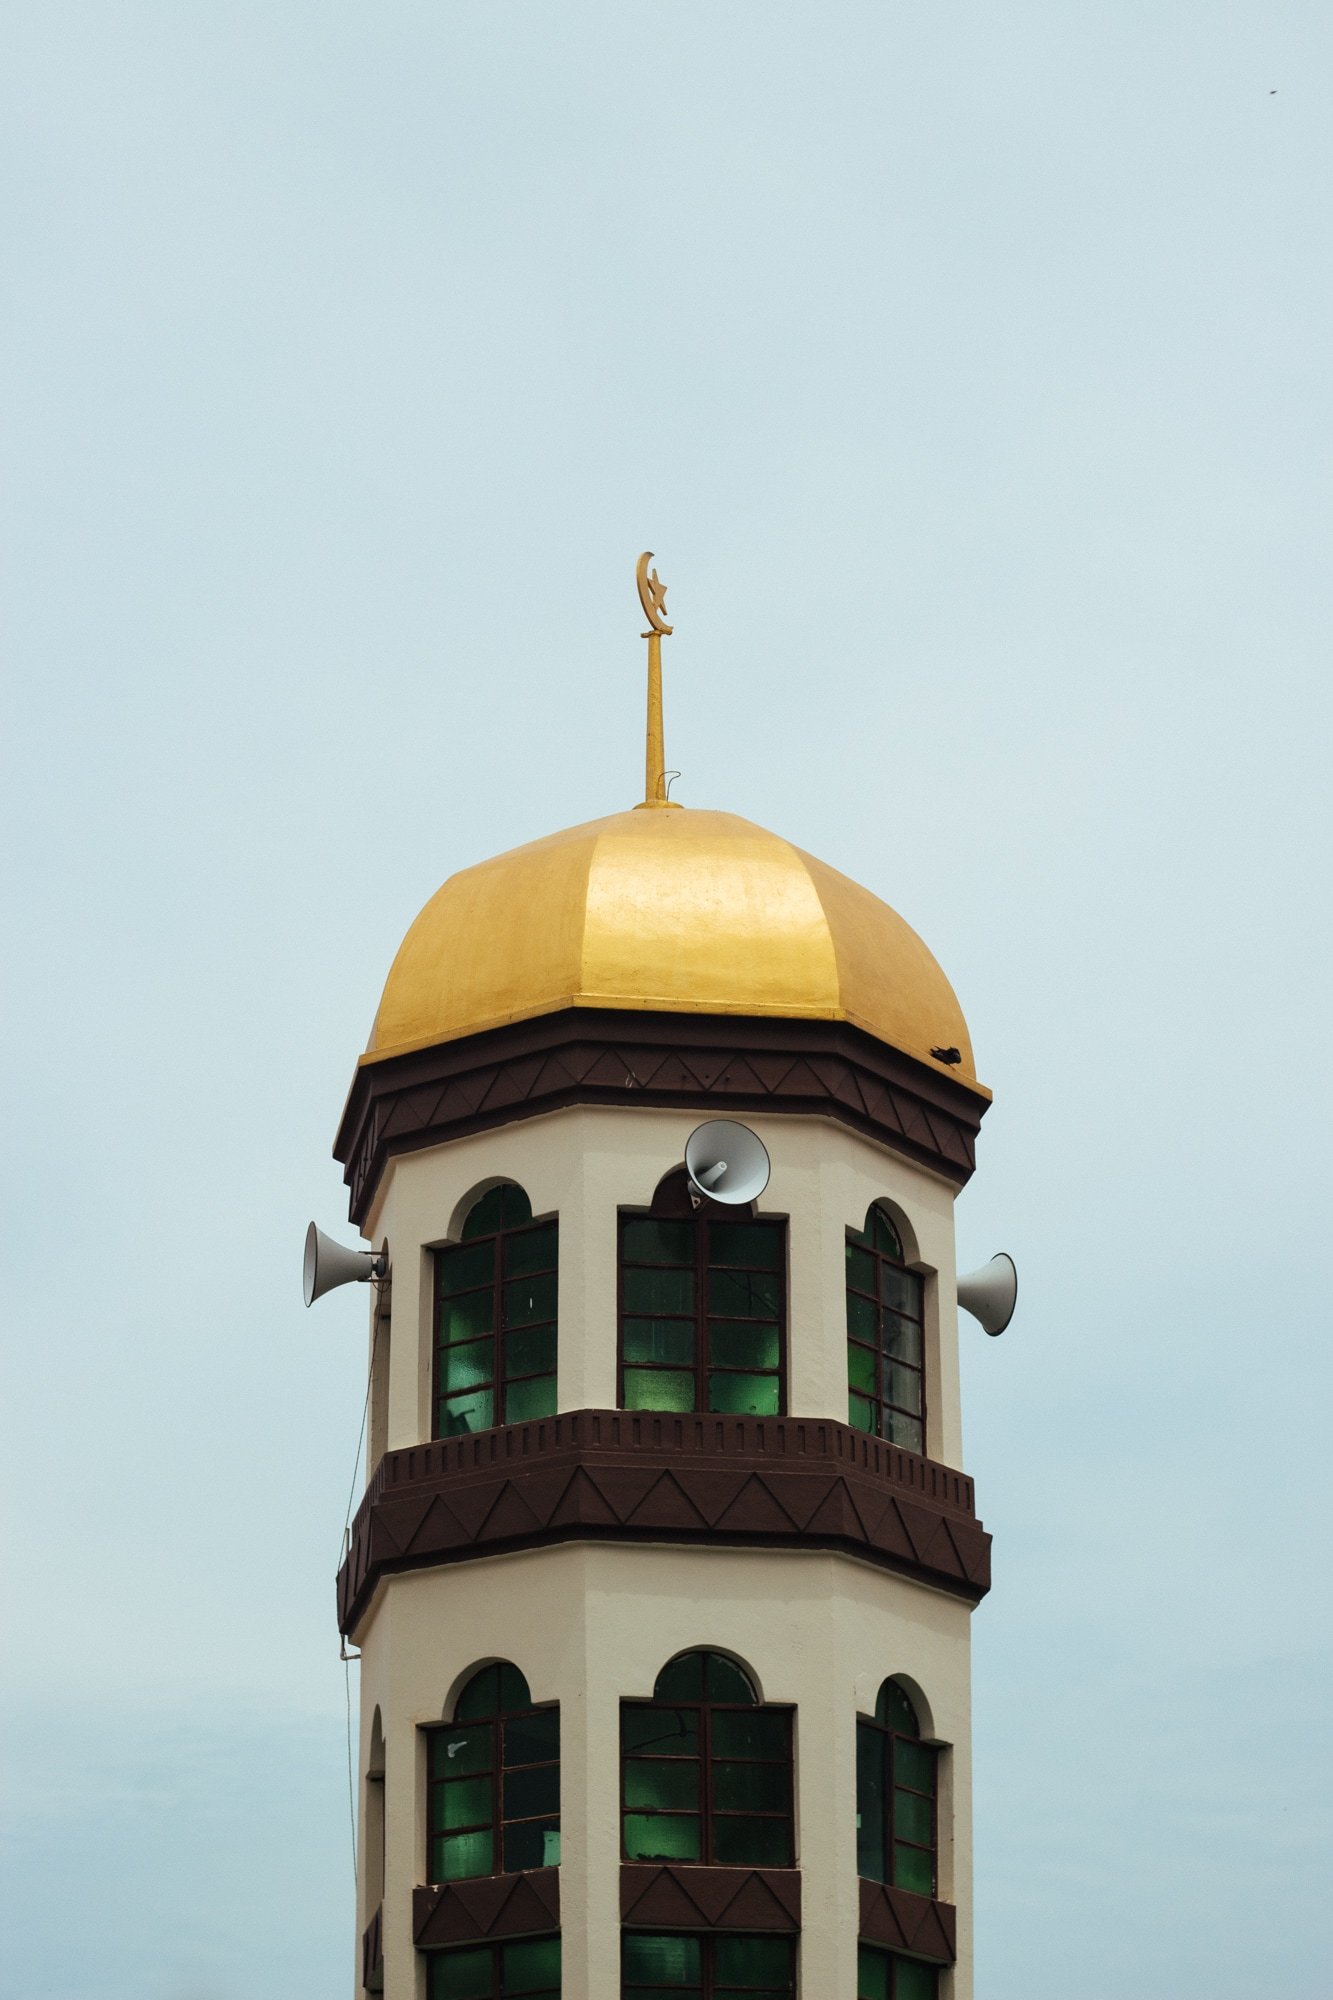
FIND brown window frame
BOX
[855,1679,938,1896]
[433,1183,558,1440]
[424,1663,560,1885]
[845,1204,926,1453]
[620,1649,795,1868]
[617,1171,787,1417]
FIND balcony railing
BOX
[338,1408,989,1632]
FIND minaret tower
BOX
[327,560,997,2000]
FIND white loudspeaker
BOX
[303,1223,388,1308]
[957,1252,1018,1336]
[684,1120,771,1207]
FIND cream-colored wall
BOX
[359,1104,964,1469]
[356,1541,973,2000]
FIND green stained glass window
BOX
[622,1810,701,1861]
[713,1935,793,1986]
[443,1339,494,1392]
[849,1391,876,1431]
[857,1944,938,2000]
[442,1387,494,1438]
[707,1371,780,1416]
[505,1375,557,1424]
[621,1650,793,1869]
[622,1932,794,1997]
[623,1266,695,1315]
[504,1223,556,1277]
[427,1933,561,1999]
[504,1326,556,1377]
[621,1704,698,1755]
[622,1317,695,1366]
[619,1178,785,1416]
[623,1367,696,1412]
[623,1759,700,1810]
[866,1208,904,1258]
[622,1932,702,1989]
[621,1218,695,1266]
[440,1241,495,1295]
[845,1203,926,1453]
[429,1943,493,1999]
[708,1321,780,1371]
[505,1709,558,1765]
[856,1679,939,1895]
[714,1758,788,1812]
[847,1340,876,1394]
[436,1183,557,1441]
[653,1652,706,1701]
[425,1663,559,1887]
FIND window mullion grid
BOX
[704,1223,785,1417]
[875,1245,924,1449]
[883,1726,895,1888]
[491,1231,504,1431]
[426,1720,495,1884]
[618,1214,696,1408]
[499,1224,558,1420]
[621,1698,702,1860]
[710,1701,791,1864]
[696,1696,704,1864]
[697,1218,711,1414]
[877,1247,892,1440]
[499,1699,559,1872]
[888,1730,936,1895]
[490,1713,504,1876]
[858,1714,895,1887]
[845,1244,879,1435]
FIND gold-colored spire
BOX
[635,551,680,809]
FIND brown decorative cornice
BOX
[338,1409,989,1636]
[413,1869,560,1949]
[333,1009,989,1225]
[621,1863,801,1933]
[858,1879,956,1962]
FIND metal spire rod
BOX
[636,551,673,807]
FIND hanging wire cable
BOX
[338,1299,382,1569]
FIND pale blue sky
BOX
[2,5,1331,1996]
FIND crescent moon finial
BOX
[636,550,673,636]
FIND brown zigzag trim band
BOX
[620,1863,802,1933]
[413,1868,561,1949]
[338,1409,989,1636]
[858,1878,958,1963]
[334,1009,990,1226]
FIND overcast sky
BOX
[2,5,1331,1997]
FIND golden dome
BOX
[365,806,984,1091]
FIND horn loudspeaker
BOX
[956,1252,1017,1336]
[303,1222,387,1308]
[684,1119,771,1206]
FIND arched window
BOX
[427,1936,560,1999]
[857,1943,937,2000]
[425,1663,560,1883]
[856,1680,938,1895]
[623,1933,796,1996]
[618,1172,785,1416]
[365,1707,385,1908]
[846,1204,925,1452]
[435,1183,558,1437]
[621,1650,793,1867]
